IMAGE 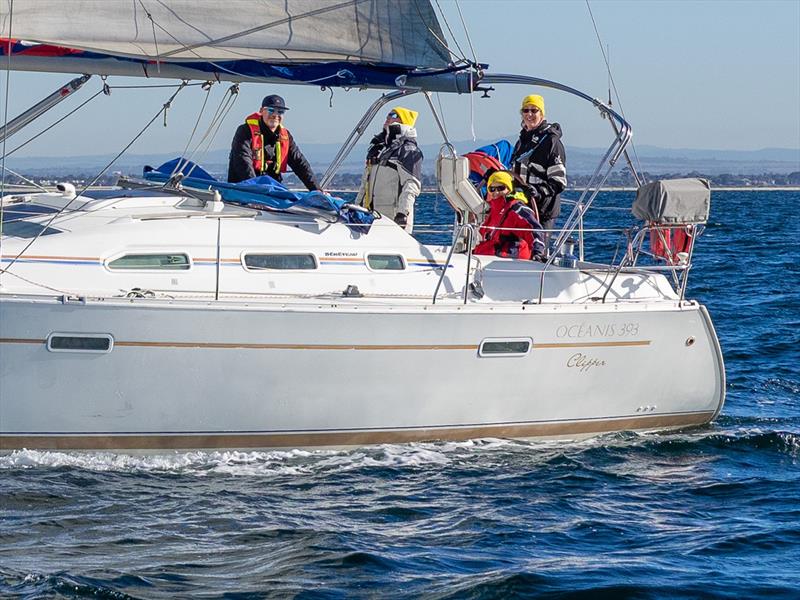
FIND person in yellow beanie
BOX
[510,94,567,231]
[474,170,545,260]
[356,107,423,232]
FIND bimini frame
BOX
[318,72,646,303]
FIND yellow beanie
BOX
[487,170,514,191]
[392,106,418,127]
[521,94,545,118]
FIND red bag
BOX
[650,225,693,264]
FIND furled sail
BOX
[0,0,474,92]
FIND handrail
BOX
[477,73,634,304]
[432,222,475,305]
[320,89,418,189]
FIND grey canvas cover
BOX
[632,178,711,224]
[0,0,449,68]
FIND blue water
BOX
[2,190,799,599]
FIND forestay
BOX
[0,0,469,91]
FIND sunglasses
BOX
[264,107,286,115]
[521,108,540,114]
[386,111,399,119]
[488,185,508,193]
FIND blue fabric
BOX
[148,157,216,182]
[0,40,472,91]
[143,158,374,232]
[474,140,514,169]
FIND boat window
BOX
[2,221,62,238]
[244,254,318,270]
[367,254,405,271]
[47,333,114,354]
[479,338,532,357]
[107,253,190,270]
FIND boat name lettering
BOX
[566,353,607,372]
[324,252,359,257]
[555,322,639,338]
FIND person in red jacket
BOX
[474,171,545,260]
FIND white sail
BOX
[0,0,450,68]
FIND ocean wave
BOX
[0,570,143,599]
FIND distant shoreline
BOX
[409,186,800,193]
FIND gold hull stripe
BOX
[0,338,651,351]
[0,412,714,451]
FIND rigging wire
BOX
[0,163,48,192]
[434,0,480,140]
[0,0,14,271]
[171,82,240,180]
[453,0,479,68]
[432,0,469,64]
[137,0,161,73]
[171,82,214,177]
[411,0,464,63]
[0,83,189,275]
[585,0,646,181]
[3,88,106,158]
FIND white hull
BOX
[0,295,725,450]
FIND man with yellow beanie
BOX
[510,94,567,231]
[356,106,423,232]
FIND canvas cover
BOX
[144,158,374,232]
[632,178,711,224]
[0,0,449,67]
[0,0,465,90]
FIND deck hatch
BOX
[107,253,190,270]
[2,221,62,238]
[47,333,114,353]
[243,254,317,270]
[479,338,532,357]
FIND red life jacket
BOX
[464,151,505,182]
[245,112,290,175]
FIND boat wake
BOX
[3,423,797,475]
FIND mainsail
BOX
[0,0,475,92]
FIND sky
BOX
[0,0,798,160]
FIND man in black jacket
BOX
[511,94,567,231]
[227,94,319,190]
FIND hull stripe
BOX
[0,337,651,350]
[0,412,715,451]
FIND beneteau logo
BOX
[324,251,359,257]
[567,353,606,373]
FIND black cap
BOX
[261,94,289,111]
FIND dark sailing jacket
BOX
[511,121,567,227]
[355,124,423,231]
[227,118,319,190]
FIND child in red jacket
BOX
[474,171,545,260]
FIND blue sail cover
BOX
[0,1,476,92]
[143,158,375,232]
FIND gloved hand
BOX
[394,213,408,227]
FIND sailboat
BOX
[0,0,724,451]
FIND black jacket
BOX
[511,121,567,226]
[227,119,319,190]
